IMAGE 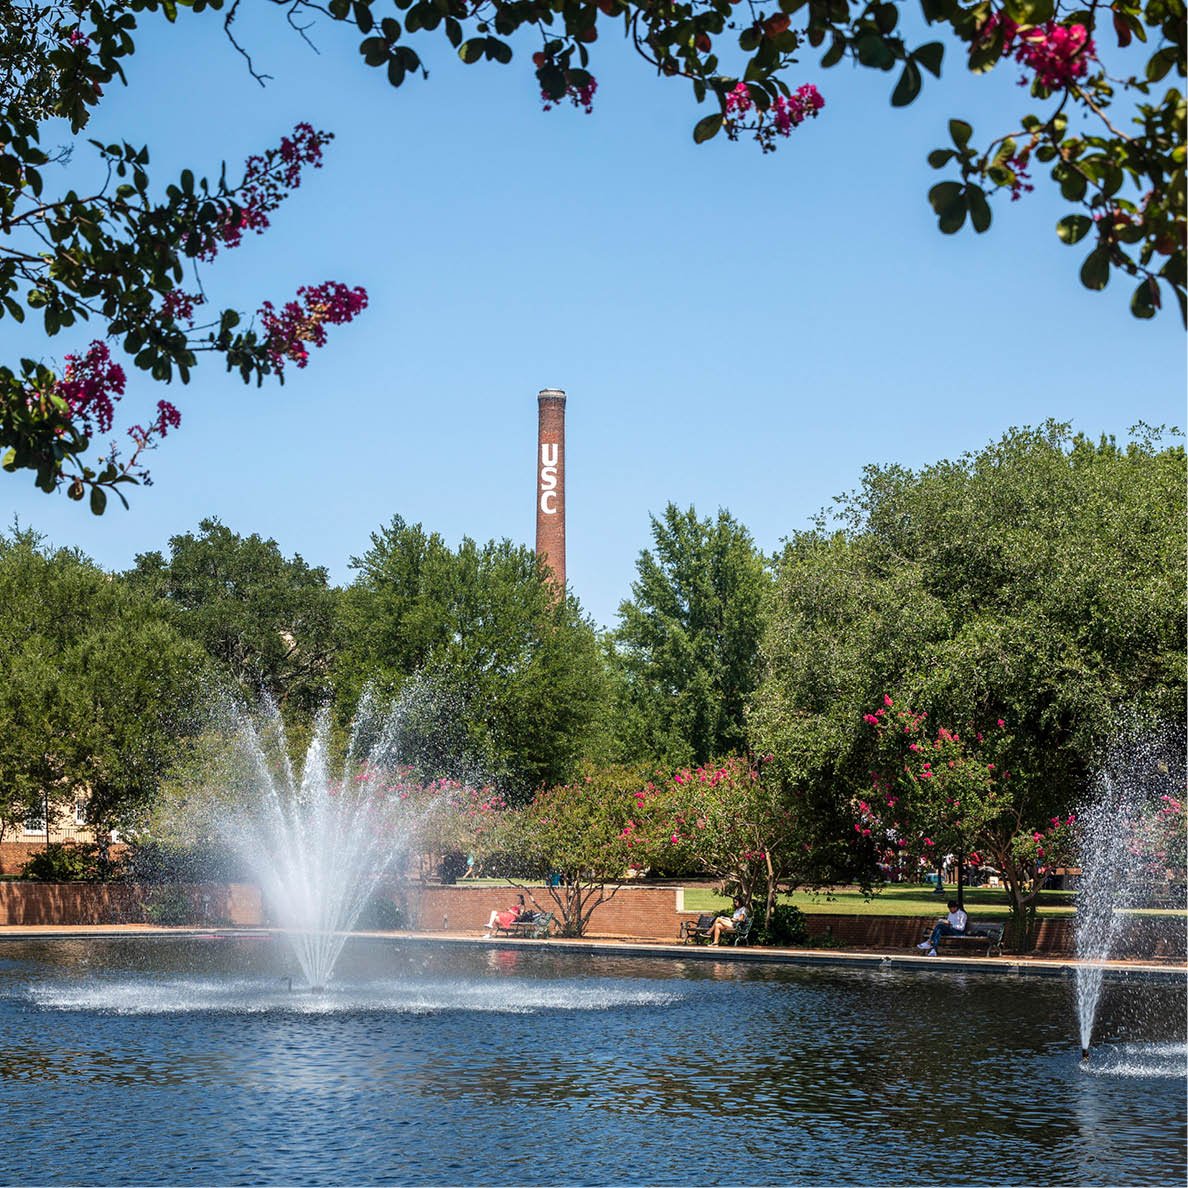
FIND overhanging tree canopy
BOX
[1,0,1181,508]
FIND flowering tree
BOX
[482,764,653,936]
[298,0,1183,321]
[860,697,1075,949]
[1,8,368,509]
[1,2,1179,513]
[1122,789,1186,892]
[636,755,806,929]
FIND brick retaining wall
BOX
[402,883,688,939]
[0,882,262,926]
[0,880,1181,960]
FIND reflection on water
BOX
[0,937,1183,1187]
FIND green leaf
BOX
[949,119,972,148]
[928,180,962,214]
[486,37,512,65]
[1056,214,1092,244]
[89,486,107,515]
[353,1,374,32]
[1059,169,1087,202]
[360,36,388,65]
[1130,279,1157,319]
[967,185,991,233]
[1004,0,1054,21]
[855,33,895,69]
[180,168,194,194]
[938,202,967,234]
[1079,247,1110,291]
[927,148,955,168]
[891,60,921,107]
[458,38,485,64]
[914,41,943,77]
[1146,47,1175,82]
[821,34,846,68]
[693,113,723,144]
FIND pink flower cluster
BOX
[188,124,332,261]
[159,289,203,326]
[725,82,824,134]
[127,400,181,446]
[980,14,1096,89]
[773,85,826,133]
[259,281,369,375]
[56,341,126,436]
[542,76,598,114]
[220,123,331,252]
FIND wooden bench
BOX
[929,921,1006,958]
[494,911,555,939]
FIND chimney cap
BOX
[537,388,567,403]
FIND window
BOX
[74,797,87,825]
[23,812,45,835]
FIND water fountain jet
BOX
[1074,725,1184,1059]
[172,683,478,991]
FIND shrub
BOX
[125,840,247,883]
[21,843,103,882]
[757,902,808,946]
[357,894,403,930]
[143,887,195,926]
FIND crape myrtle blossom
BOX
[54,341,125,438]
[189,123,333,261]
[540,73,598,113]
[977,14,1097,90]
[860,699,1082,950]
[258,282,370,376]
[6,122,368,508]
[724,82,825,153]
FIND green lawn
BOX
[681,884,1080,918]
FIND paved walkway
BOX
[0,924,1182,980]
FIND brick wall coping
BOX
[0,926,1179,982]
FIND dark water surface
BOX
[0,936,1183,1186]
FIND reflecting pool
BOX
[0,937,1183,1186]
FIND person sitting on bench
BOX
[917,900,967,956]
[482,894,532,938]
[709,897,750,946]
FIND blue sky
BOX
[4,8,1184,630]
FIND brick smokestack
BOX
[535,388,566,592]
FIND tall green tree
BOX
[126,517,339,717]
[338,514,609,796]
[614,503,771,766]
[752,421,1186,935]
[0,525,207,851]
